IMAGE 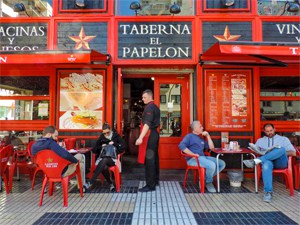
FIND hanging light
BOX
[281,0,300,15]
[130,1,141,16]
[169,2,181,15]
[224,0,235,7]
[13,3,30,16]
[75,0,86,9]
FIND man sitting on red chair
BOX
[243,123,296,203]
[32,126,84,185]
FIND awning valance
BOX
[200,41,300,67]
[0,50,111,65]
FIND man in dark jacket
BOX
[84,123,126,192]
[32,126,84,182]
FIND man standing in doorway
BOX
[136,89,161,192]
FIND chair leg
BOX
[8,164,15,193]
[3,174,10,194]
[183,169,189,188]
[114,168,120,192]
[39,177,48,206]
[62,178,69,207]
[49,182,54,196]
[294,165,299,189]
[287,172,294,196]
[199,168,205,194]
[76,164,83,197]
[31,169,40,190]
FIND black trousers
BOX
[145,130,160,189]
[91,157,115,184]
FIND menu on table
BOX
[58,70,105,130]
[204,70,252,131]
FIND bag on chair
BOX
[100,144,117,159]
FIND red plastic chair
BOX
[0,145,14,194]
[35,149,83,207]
[293,146,300,189]
[257,156,294,196]
[64,138,76,150]
[181,151,206,193]
[27,141,43,190]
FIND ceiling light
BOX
[130,1,141,16]
[281,0,300,15]
[13,3,30,16]
[169,2,181,15]
[75,0,86,9]
[224,0,235,7]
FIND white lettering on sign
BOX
[0,56,7,63]
[120,24,191,35]
[0,26,46,37]
[275,23,300,42]
[122,47,189,58]
[44,162,58,168]
[290,47,300,55]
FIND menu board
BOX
[204,70,252,131]
[58,71,104,130]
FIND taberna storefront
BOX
[0,1,299,170]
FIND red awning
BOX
[200,41,300,67]
[0,50,110,65]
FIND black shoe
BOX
[138,185,155,192]
[110,184,116,192]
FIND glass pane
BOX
[0,100,49,120]
[0,76,49,96]
[260,101,300,121]
[258,0,300,16]
[116,0,194,16]
[160,84,182,137]
[62,0,104,10]
[1,0,53,17]
[260,77,300,96]
[0,131,42,149]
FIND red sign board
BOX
[204,69,253,131]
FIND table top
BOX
[211,148,255,154]
[68,147,92,154]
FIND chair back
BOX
[35,150,71,179]
[0,145,13,176]
[27,141,36,157]
[64,138,76,150]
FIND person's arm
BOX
[202,131,214,150]
[50,141,78,163]
[179,135,199,157]
[91,136,104,154]
[182,148,199,157]
[112,133,127,154]
[135,124,150,145]
[283,137,296,156]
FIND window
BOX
[160,95,166,103]
[258,0,300,16]
[171,95,181,104]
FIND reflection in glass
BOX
[116,0,194,16]
[0,131,42,148]
[0,76,49,96]
[62,0,104,10]
[159,84,182,137]
[258,0,300,16]
[0,100,49,120]
[260,101,300,121]
[1,0,53,17]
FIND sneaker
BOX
[84,181,95,191]
[243,159,255,168]
[248,143,266,155]
[205,182,216,193]
[263,192,272,203]
[110,184,116,192]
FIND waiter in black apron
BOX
[135,89,160,192]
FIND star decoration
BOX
[69,26,96,50]
[47,158,53,163]
[213,26,241,41]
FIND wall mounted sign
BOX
[263,22,300,43]
[0,23,48,51]
[58,70,105,130]
[118,22,192,59]
[204,70,253,131]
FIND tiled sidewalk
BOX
[0,155,299,225]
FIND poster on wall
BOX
[204,70,252,131]
[58,71,104,130]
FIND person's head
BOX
[263,123,275,138]
[142,89,154,104]
[43,126,58,140]
[102,123,112,137]
[190,121,203,135]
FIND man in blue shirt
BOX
[243,123,296,203]
[178,121,226,193]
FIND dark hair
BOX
[102,123,111,130]
[43,126,56,136]
[142,89,153,97]
[263,123,274,130]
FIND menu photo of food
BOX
[60,73,103,111]
[59,110,102,130]
[232,99,247,117]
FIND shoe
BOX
[205,183,216,193]
[263,192,272,203]
[138,185,155,192]
[110,184,116,192]
[243,159,255,168]
[248,143,266,155]
[84,181,95,191]
[156,181,159,186]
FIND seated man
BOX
[32,126,84,185]
[243,123,296,203]
[85,123,126,192]
[178,121,226,193]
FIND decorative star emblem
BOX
[69,26,96,50]
[47,158,53,163]
[213,26,241,41]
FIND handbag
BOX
[100,144,117,159]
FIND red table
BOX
[210,148,258,193]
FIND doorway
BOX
[118,73,190,169]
